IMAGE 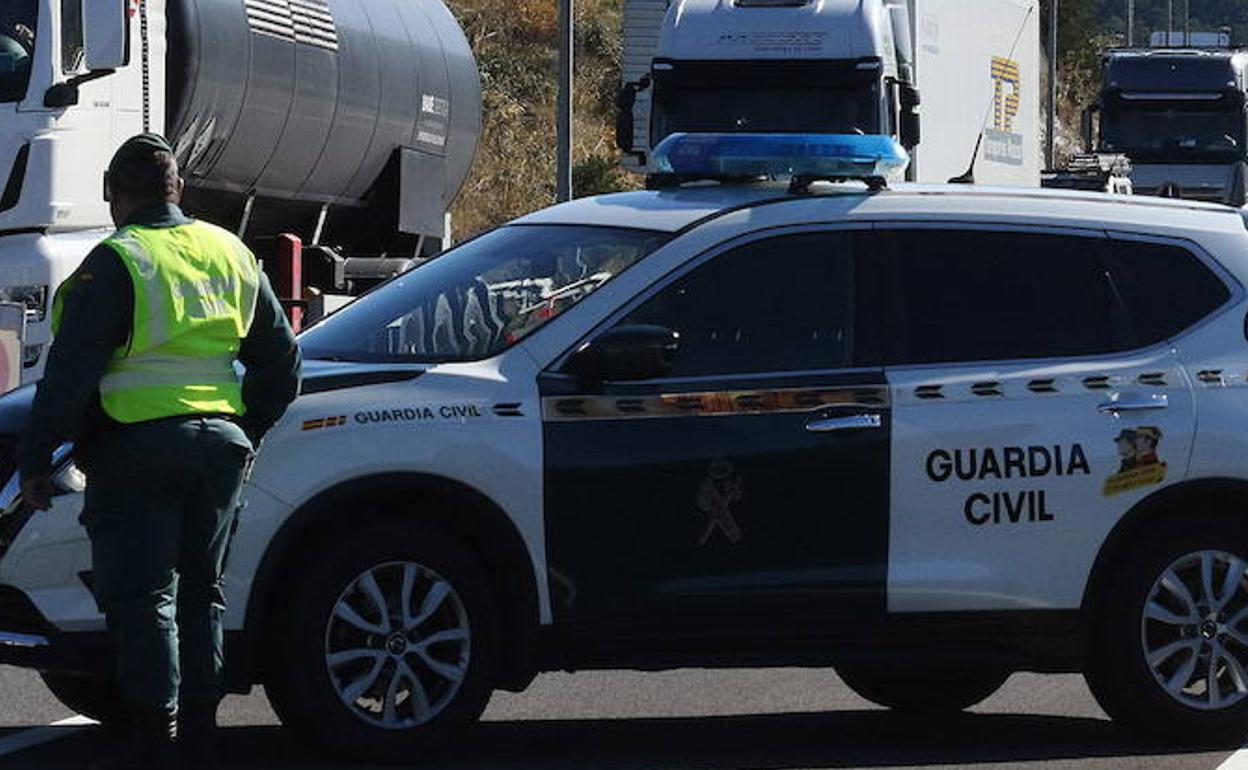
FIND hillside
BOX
[1096,0,1248,44]
[445,0,636,240]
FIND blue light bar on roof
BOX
[652,132,911,182]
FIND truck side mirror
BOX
[1080,106,1097,153]
[565,324,679,383]
[1229,162,1248,208]
[615,77,650,153]
[83,0,131,72]
[899,85,921,149]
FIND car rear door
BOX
[540,227,892,642]
[882,224,1198,614]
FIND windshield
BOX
[1100,103,1246,161]
[0,0,36,103]
[653,83,881,144]
[299,225,670,364]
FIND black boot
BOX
[88,711,178,770]
[177,704,219,770]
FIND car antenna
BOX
[948,3,1036,185]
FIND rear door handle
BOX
[805,414,882,433]
[1097,393,1169,415]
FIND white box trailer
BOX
[619,0,1041,186]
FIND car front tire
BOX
[39,671,122,723]
[265,524,499,761]
[1085,512,1248,746]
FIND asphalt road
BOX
[0,665,1243,769]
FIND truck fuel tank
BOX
[166,0,481,234]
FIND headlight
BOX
[0,285,48,322]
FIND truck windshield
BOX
[0,0,36,103]
[653,83,880,142]
[1100,103,1246,162]
[299,225,670,364]
[649,61,883,144]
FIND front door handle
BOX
[1097,393,1169,415]
[805,414,882,433]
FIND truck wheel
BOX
[264,525,499,761]
[837,662,1009,713]
[1085,513,1248,745]
[39,672,122,723]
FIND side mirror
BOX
[616,86,637,152]
[1080,106,1097,153]
[83,0,130,72]
[1228,162,1247,208]
[566,324,679,382]
[899,85,921,149]
[615,77,650,153]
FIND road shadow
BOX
[4,710,1237,769]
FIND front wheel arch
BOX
[241,473,540,693]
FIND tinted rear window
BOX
[887,230,1131,365]
[1102,239,1231,346]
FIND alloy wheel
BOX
[1141,550,1248,711]
[324,561,472,729]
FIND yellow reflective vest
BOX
[52,220,261,424]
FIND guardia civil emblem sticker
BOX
[1103,426,1167,496]
[696,460,745,545]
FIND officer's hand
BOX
[20,476,54,511]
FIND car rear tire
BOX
[1085,512,1248,745]
[39,672,122,723]
[264,525,500,761]
[836,662,1009,713]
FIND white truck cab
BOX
[2,135,1248,758]
[0,0,155,377]
[619,0,1041,186]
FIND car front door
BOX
[540,227,891,642]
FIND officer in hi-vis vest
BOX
[18,134,301,770]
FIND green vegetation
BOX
[1097,0,1248,46]
[1044,1,1247,158]
[446,0,636,240]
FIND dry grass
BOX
[447,0,638,240]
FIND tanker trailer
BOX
[0,0,482,384]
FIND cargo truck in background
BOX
[0,0,482,383]
[1085,48,1247,207]
[618,0,1041,186]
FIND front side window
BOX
[887,230,1131,365]
[299,225,669,364]
[618,231,880,377]
[1102,239,1230,346]
[61,0,83,74]
[0,0,37,103]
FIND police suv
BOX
[2,134,1248,758]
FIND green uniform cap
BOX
[107,133,175,175]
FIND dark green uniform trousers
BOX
[81,416,253,717]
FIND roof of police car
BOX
[513,181,1247,235]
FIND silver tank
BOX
[165,0,481,239]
